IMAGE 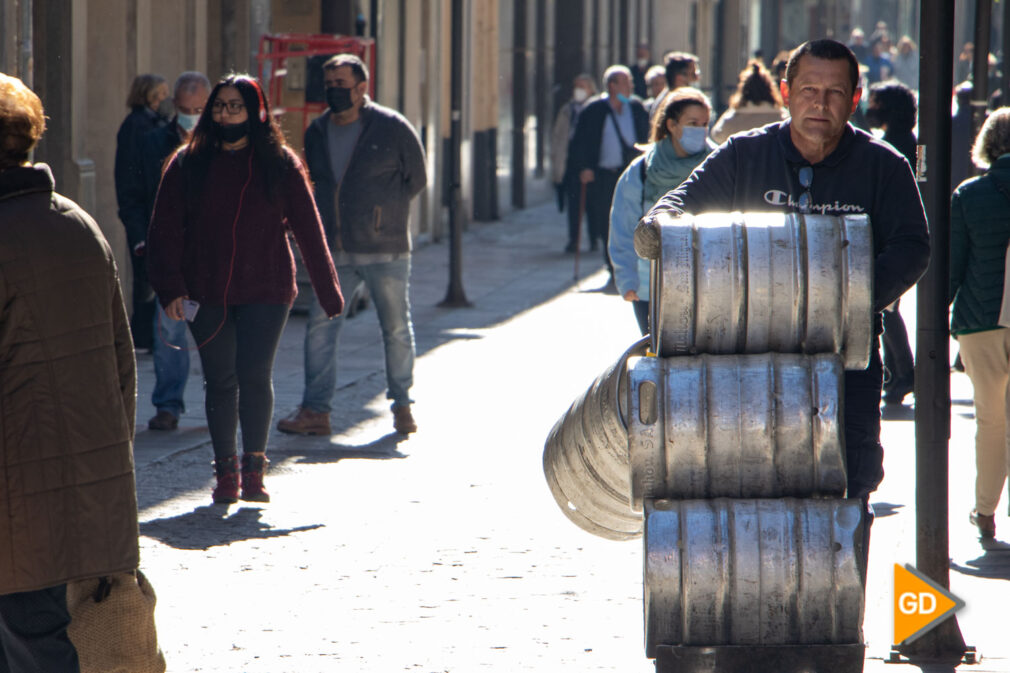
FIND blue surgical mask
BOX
[177,112,200,132]
[679,126,708,154]
[616,93,631,105]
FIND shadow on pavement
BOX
[870,502,905,518]
[951,546,1010,580]
[279,432,409,464]
[140,505,324,550]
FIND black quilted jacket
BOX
[950,155,1010,335]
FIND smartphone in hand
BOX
[182,299,200,322]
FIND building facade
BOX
[0,0,930,309]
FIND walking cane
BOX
[574,181,587,281]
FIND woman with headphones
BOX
[148,74,344,504]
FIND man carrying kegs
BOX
[641,38,930,502]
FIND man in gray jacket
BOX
[279,54,427,436]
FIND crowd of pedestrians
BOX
[8,17,1010,671]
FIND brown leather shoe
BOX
[970,509,996,538]
[393,405,417,434]
[148,410,179,431]
[276,407,331,435]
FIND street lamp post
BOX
[440,0,471,308]
[896,0,969,662]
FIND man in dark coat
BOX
[115,73,168,350]
[125,71,211,431]
[0,72,139,673]
[278,53,427,437]
[568,64,650,274]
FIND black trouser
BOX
[189,304,289,460]
[129,255,155,350]
[881,301,914,398]
[0,584,79,673]
[632,299,649,336]
[844,339,885,500]
[585,168,622,271]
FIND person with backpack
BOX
[607,87,715,335]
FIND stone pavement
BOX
[130,199,1010,672]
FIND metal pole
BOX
[511,0,527,209]
[439,0,471,308]
[898,1,967,661]
[971,0,992,136]
[1003,0,1010,104]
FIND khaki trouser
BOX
[959,328,1010,515]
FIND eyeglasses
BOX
[211,100,245,114]
[798,166,813,214]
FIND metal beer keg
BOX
[643,498,865,657]
[626,353,847,506]
[543,338,648,541]
[649,212,872,369]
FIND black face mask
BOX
[326,86,354,114]
[214,120,249,144]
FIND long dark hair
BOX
[729,60,782,109]
[173,74,293,207]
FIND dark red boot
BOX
[212,455,240,504]
[240,453,270,503]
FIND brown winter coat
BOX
[0,164,139,595]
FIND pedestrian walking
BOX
[120,71,212,432]
[710,59,788,144]
[847,27,870,65]
[609,87,714,335]
[568,65,650,277]
[641,65,667,112]
[276,54,427,437]
[663,51,701,91]
[0,72,140,673]
[865,80,918,406]
[648,52,702,112]
[644,39,930,503]
[551,74,596,253]
[890,36,919,90]
[949,108,1010,540]
[628,43,653,99]
[865,36,893,85]
[952,81,976,194]
[115,73,169,350]
[147,74,344,504]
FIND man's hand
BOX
[580,169,595,184]
[623,290,639,302]
[164,297,187,321]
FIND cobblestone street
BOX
[130,202,1010,672]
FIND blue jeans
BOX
[151,303,189,416]
[303,259,415,412]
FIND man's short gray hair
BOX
[603,65,632,87]
[972,107,1010,169]
[174,71,211,99]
